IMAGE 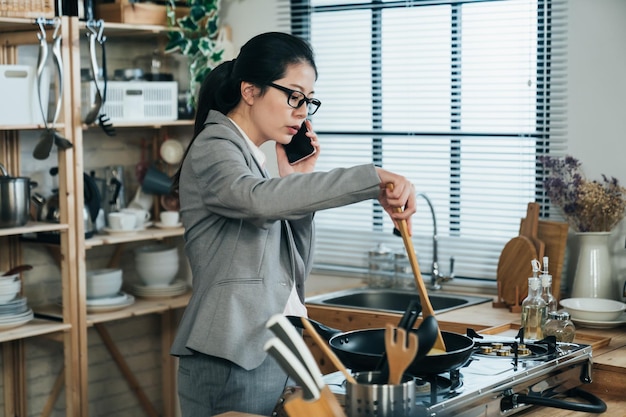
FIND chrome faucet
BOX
[418,193,454,290]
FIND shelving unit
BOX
[1,14,192,416]
[70,17,191,417]
[0,15,81,417]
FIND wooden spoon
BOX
[387,184,447,352]
[384,324,418,385]
[301,317,356,384]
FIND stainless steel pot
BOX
[0,163,32,228]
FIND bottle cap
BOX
[549,311,571,320]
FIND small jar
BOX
[544,311,576,343]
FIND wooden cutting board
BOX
[520,202,545,262]
[496,203,544,308]
[496,233,537,307]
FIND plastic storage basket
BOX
[81,81,178,124]
[0,0,55,18]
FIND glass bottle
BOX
[393,249,416,290]
[367,243,394,288]
[544,311,576,343]
[541,274,558,313]
[521,277,547,340]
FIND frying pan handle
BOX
[503,387,607,414]
[285,316,341,341]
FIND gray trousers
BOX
[177,351,289,416]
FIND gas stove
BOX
[324,335,606,417]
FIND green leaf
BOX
[178,15,198,32]
[190,5,206,23]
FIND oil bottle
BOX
[540,257,558,313]
[521,276,547,340]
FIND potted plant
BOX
[165,0,226,109]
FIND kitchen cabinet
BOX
[0,16,80,417]
[1,15,193,416]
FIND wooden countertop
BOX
[218,277,626,417]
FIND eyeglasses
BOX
[267,82,321,115]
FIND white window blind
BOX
[278,0,568,281]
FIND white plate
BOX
[154,222,183,229]
[570,312,626,329]
[87,294,135,313]
[130,280,188,298]
[0,309,33,329]
[86,292,130,306]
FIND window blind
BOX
[277,0,568,281]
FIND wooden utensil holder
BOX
[284,386,347,417]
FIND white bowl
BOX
[86,268,123,299]
[560,297,626,321]
[135,261,178,287]
[135,244,178,259]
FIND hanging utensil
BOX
[32,18,53,160]
[96,20,115,136]
[384,324,418,385]
[387,183,447,352]
[84,21,103,125]
[2,265,33,276]
[50,18,72,150]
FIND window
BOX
[280,0,568,281]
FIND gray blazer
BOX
[170,110,381,370]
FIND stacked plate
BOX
[0,275,33,330]
[130,279,188,299]
[86,292,135,314]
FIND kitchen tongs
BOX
[33,17,73,160]
[84,20,104,126]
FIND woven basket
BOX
[0,0,55,18]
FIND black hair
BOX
[171,32,318,193]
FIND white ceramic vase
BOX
[570,232,615,300]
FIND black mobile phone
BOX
[283,122,316,165]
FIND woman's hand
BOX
[375,168,416,234]
[275,120,320,177]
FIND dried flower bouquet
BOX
[540,155,626,232]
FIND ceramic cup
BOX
[121,207,151,228]
[141,166,172,195]
[127,187,154,211]
[159,210,180,227]
[107,212,136,231]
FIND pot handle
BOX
[285,316,341,341]
[503,387,607,414]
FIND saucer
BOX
[570,312,626,329]
[87,293,135,313]
[155,222,182,229]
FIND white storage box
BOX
[81,81,178,123]
[0,65,49,125]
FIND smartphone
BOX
[283,122,316,165]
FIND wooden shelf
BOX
[85,226,184,249]
[82,119,193,130]
[77,20,173,36]
[0,318,71,344]
[0,221,69,237]
[0,123,66,131]
[34,292,191,325]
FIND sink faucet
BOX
[418,193,454,290]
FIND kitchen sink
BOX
[306,287,491,314]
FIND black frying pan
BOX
[289,316,474,376]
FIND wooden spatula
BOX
[387,184,446,352]
[384,324,418,385]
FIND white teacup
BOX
[160,210,180,227]
[108,212,136,230]
[121,208,151,228]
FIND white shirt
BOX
[228,118,308,317]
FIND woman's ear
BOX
[240,82,257,106]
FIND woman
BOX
[170,32,416,416]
